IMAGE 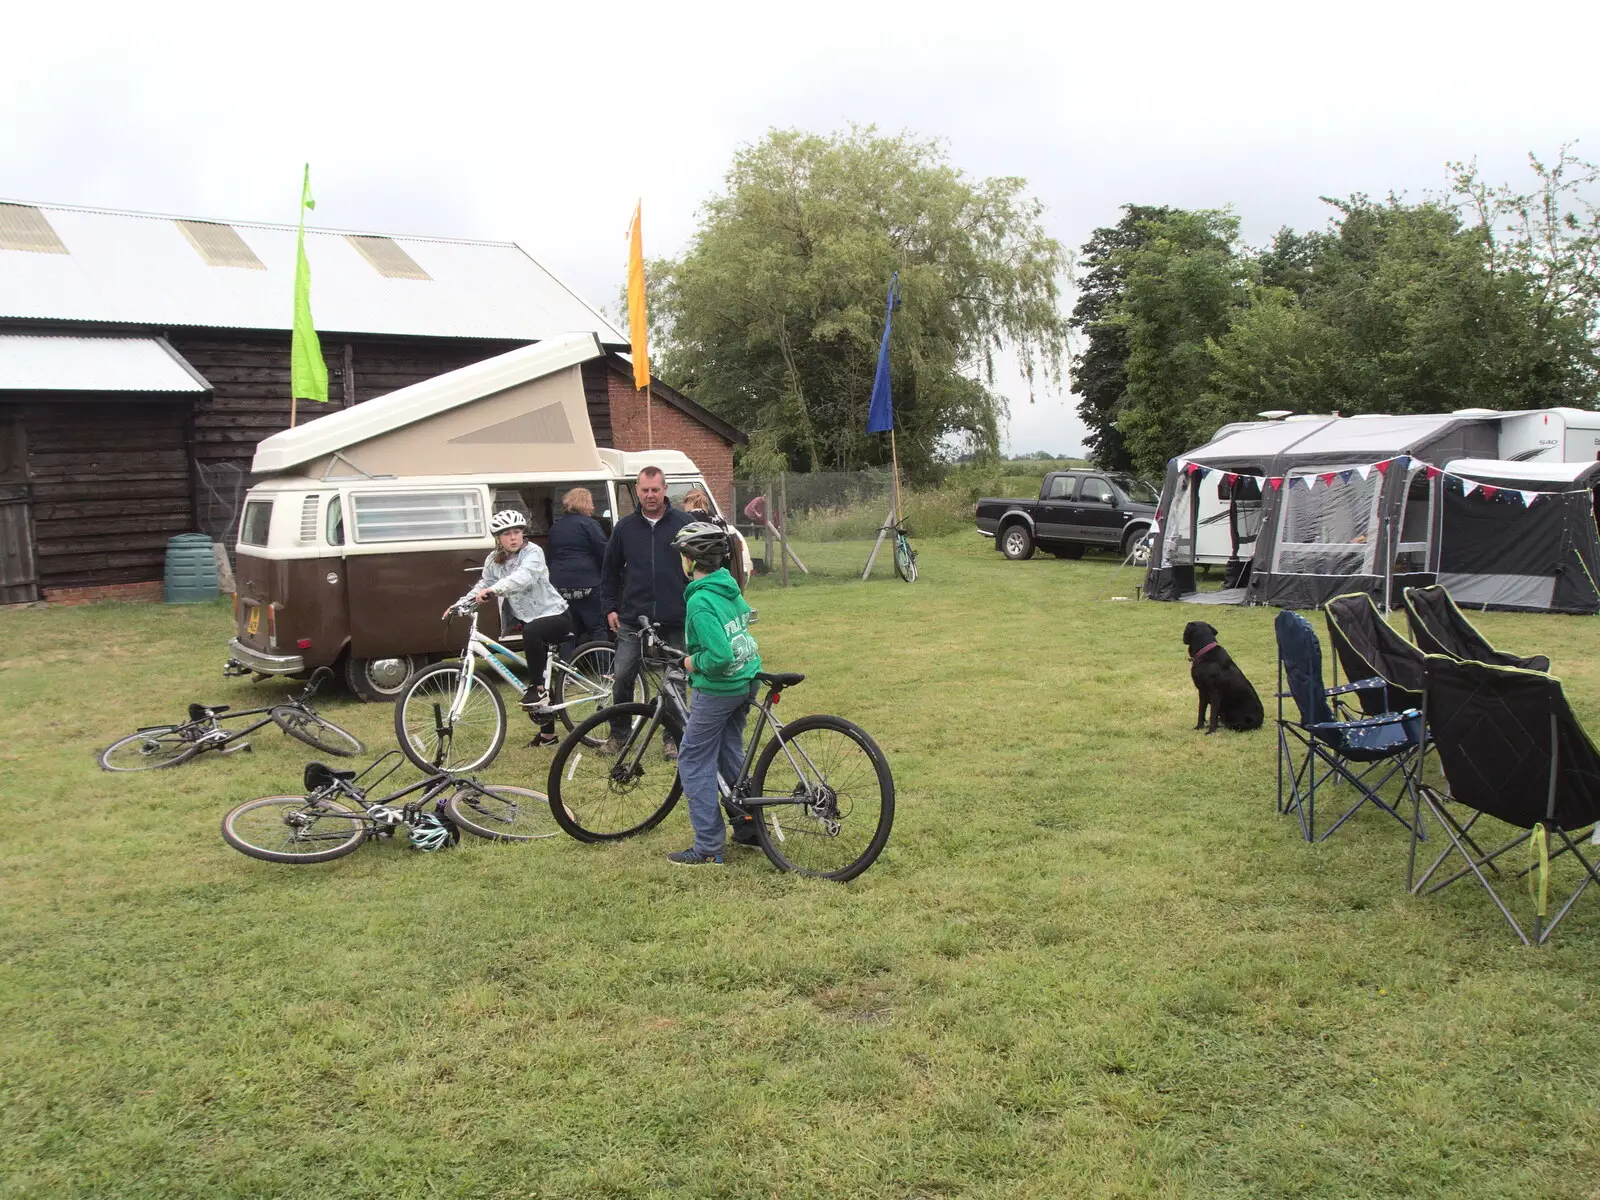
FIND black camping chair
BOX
[1275,609,1427,842]
[1324,593,1426,718]
[1402,584,1550,672]
[1411,656,1600,944]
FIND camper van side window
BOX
[326,496,345,546]
[351,490,485,543]
[240,500,274,547]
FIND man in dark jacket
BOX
[600,466,692,753]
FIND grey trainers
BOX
[666,847,724,865]
[663,738,680,761]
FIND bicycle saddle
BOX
[304,761,358,790]
[757,671,805,689]
[188,703,230,721]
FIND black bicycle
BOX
[100,667,363,772]
[221,751,556,863]
[547,618,895,881]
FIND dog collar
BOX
[1190,641,1219,663]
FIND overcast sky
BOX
[6,0,1597,456]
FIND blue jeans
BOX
[610,623,683,741]
[676,684,755,856]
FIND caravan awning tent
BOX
[1143,413,1600,614]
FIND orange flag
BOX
[626,201,650,390]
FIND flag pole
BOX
[889,428,902,524]
[645,380,653,450]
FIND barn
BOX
[0,199,743,604]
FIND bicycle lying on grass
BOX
[221,751,556,863]
[100,667,363,772]
[547,618,895,881]
[393,602,618,774]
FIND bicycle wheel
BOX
[271,706,365,757]
[394,663,507,774]
[446,783,559,842]
[221,795,366,864]
[553,641,617,745]
[750,714,895,881]
[894,534,918,583]
[546,702,682,841]
[99,726,203,772]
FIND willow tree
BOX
[649,127,1071,478]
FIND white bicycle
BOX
[393,603,618,773]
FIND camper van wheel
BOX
[345,654,423,703]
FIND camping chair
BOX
[1275,609,1427,842]
[1324,593,1426,718]
[1411,656,1600,944]
[1402,584,1550,672]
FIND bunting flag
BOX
[290,164,328,404]
[1461,480,1479,497]
[1521,491,1540,507]
[1481,485,1498,499]
[1425,466,1442,480]
[1355,464,1372,481]
[1174,456,1579,503]
[1320,472,1337,487]
[1269,477,1284,491]
[1374,458,1392,476]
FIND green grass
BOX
[5,539,1600,1197]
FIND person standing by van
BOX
[452,509,573,747]
[600,467,692,755]
[681,487,752,592]
[547,487,610,658]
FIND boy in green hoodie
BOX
[665,521,763,865]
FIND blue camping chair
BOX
[1275,609,1427,842]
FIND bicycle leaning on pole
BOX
[547,618,895,881]
[392,601,618,774]
[100,666,363,772]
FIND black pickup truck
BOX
[975,470,1160,561]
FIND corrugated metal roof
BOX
[252,332,603,473]
[0,333,210,392]
[0,200,627,344]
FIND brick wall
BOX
[606,370,737,515]
[41,580,165,606]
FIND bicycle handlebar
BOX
[636,616,686,661]
[292,666,334,703]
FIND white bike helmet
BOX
[407,812,456,852]
[490,509,529,536]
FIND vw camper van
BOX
[223,334,721,699]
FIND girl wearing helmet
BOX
[680,487,751,591]
[662,520,763,865]
[451,509,573,747]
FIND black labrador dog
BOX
[1182,620,1264,734]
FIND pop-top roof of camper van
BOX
[1192,413,1467,463]
[251,332,604,474]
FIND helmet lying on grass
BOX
[407,812,458,852]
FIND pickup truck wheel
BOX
[1122,527,1151,564]
[345,653,424,703]
[1000,525,1035,560]
[1050,544,1085,560]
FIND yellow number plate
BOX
[246,607,260,636]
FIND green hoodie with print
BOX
[683,568,762,695]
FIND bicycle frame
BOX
[148,667,336,750]
[306,752,507,830]
[445,607,609,722]
[609,621,839,821]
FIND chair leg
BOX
[1411,788,1532,945]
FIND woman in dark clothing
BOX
[547,486,610,658]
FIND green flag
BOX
[290,164,329,403]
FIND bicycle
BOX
[221,751,558,864]
[100,667,363,772]
[890,520,918,582]
[547,618,895,881]
[392,602,619,774]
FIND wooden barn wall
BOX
[14,399,194,589]
[579,359,616,448]
[166,333,525,541]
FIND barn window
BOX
[0,204,68,254]
[351,490,484,543]
[345,235,432,280]
[176,220,266,270]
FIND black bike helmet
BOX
[672,520,731,571]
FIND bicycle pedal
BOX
[220,741,252,755]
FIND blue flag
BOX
[866,271,898,433]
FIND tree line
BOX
[646,128,1599,483]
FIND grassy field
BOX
[5,534,1600,1198]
